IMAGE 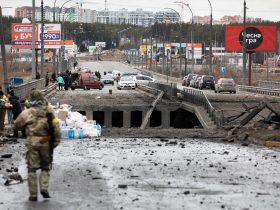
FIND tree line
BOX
[2,16,280,54]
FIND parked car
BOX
[122,72,138,77]
[101,75,114,85]
[198,75,215,90]
[70,72,104,90]
[193,75,202,89]
[140,71,153,78]
[133,74,155,86]
[215,78,236,94]
[117,76,136,90]
[182,74,197,86]
[189,75,199,87]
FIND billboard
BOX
[38,23,61,49]
[140,45,151,56]
[225,26,276,52]
[165,43,171,57]
[11,23,39,48]
[12,23,61,49]
[186,43,202,59]
[95,42,106,48]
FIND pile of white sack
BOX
[53,104,101,139]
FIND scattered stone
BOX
[118,184,128,189]
[1,154,12,158]
[183,191,190,195]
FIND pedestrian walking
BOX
[6,89,25,138]
[51,72,56,83]
[56,74,65,90]
[14,89,61,201]
[45,72,49,87]
[116,73,121,84]
[0,90,8,131]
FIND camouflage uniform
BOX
[14,90,61,200]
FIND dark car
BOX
[182,74,197,86]
[101,75,114,85]
[198,75,215,90]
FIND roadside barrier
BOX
[238,85,280,97]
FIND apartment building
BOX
[15,6,33,19]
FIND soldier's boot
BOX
[39,170,51,198]
[28,169,38,201]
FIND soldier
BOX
[14,89,61,201]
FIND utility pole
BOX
[0,7,9,93]
[207,0,213,75]
[185,3,194,74]
[150,35,153,70]
[242,0,247,85]
[32,0,36,79]
[40,0,45,78]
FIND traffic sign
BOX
[220,67,227,74]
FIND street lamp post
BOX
[31,0,36,79]
[242,0,247,85]
[184,3,194,74]
[59,0,73,22]
[40,0,45,78]
[53,0,58,22]
[58,0,73,73]
[164,8,181,77]
[207,0,213,75]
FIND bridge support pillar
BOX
[161,108,170,128]
[86,109,93,120]
[105,110,112,128]
[123,110,131,128]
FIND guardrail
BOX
[177,88,223,127]
[257,80,280,90]
[12,79,57,101]
[13,79,45,101]
[238,85,280,97]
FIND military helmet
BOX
[30,89,44,101]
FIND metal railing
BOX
[12,79,57,101]
[238,85,280,97]
[177,88,223,127]
[257,80,280,90]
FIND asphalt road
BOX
[1,138,280,210]
[1,61,279,209]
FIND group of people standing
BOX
[45,71,72,91]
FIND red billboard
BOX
[225,26,276,52]
[11,23,39,48]
[11,23,62,49]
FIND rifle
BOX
[46,112,55,168]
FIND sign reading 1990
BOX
[41,33,61,40]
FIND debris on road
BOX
[54,104,102,139]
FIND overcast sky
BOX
[1,0,280,22]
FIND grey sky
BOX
[1,0,280,22]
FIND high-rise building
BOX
[15,6,33,19]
